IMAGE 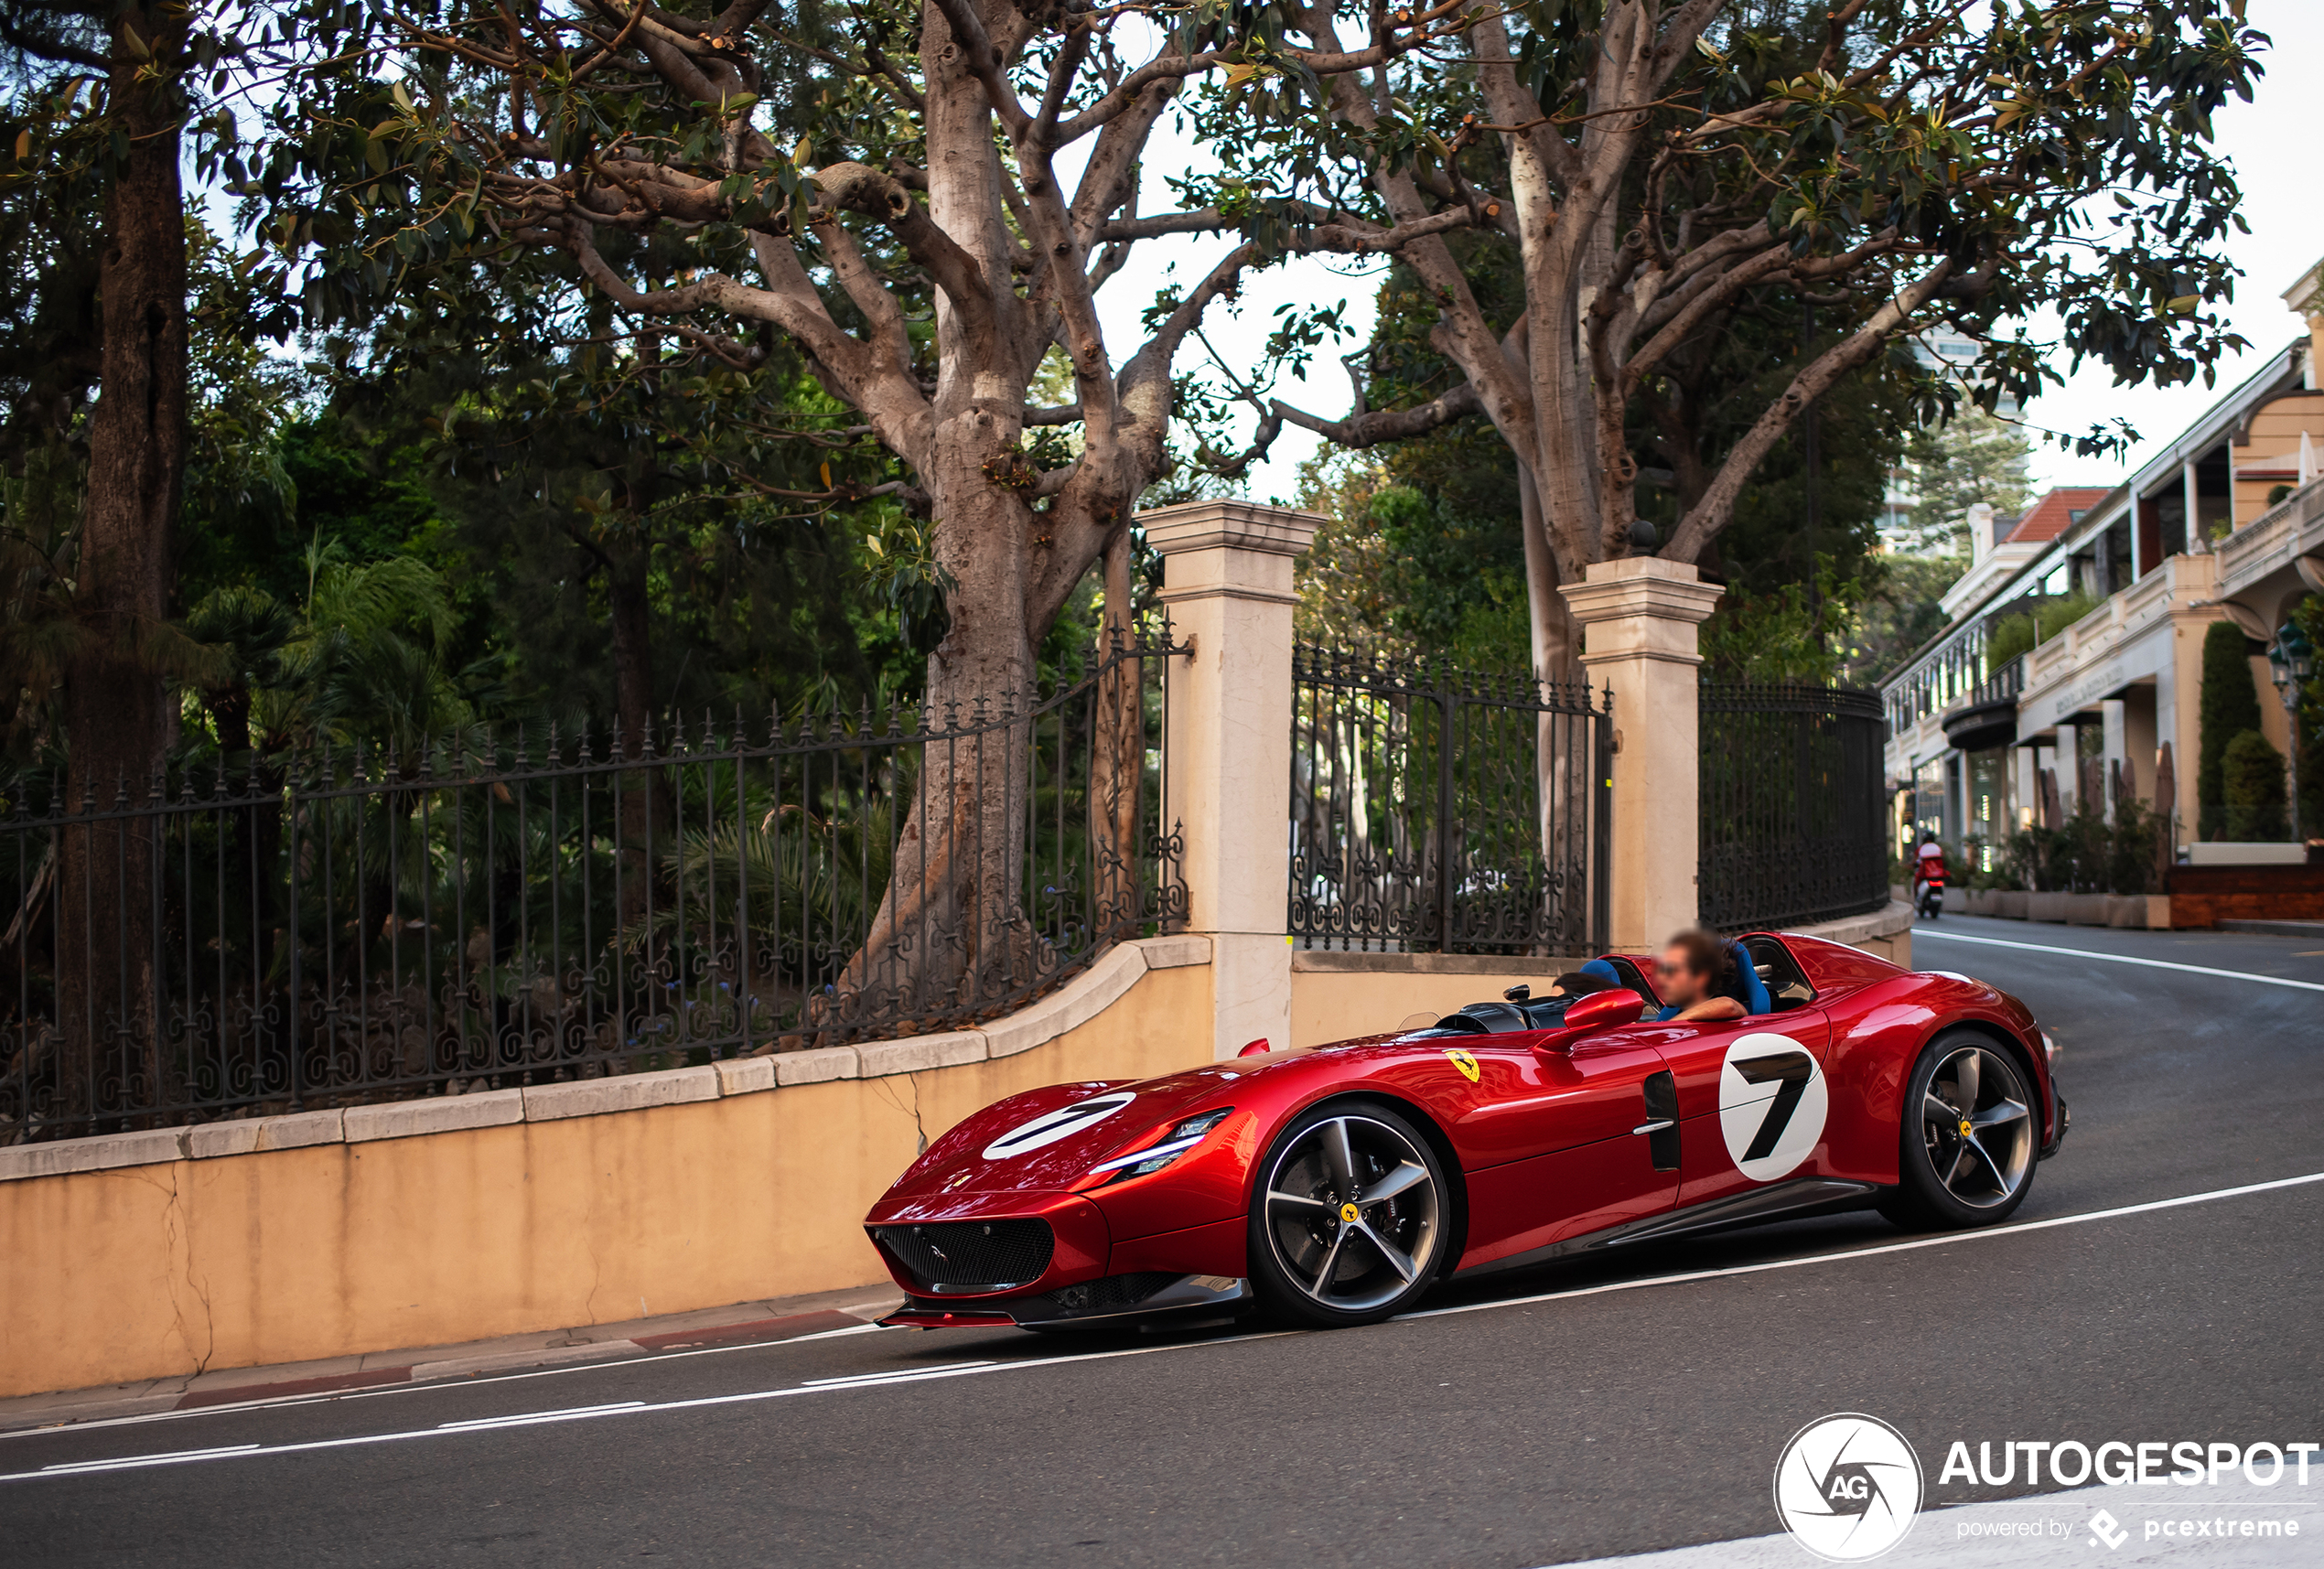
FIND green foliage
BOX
[1292,446,1532,671]
[2222,730,2287,842]
[1985,591,2102,671]
[2297,595,2324,837]
[2004,796,2168,894]
[1700,559,1869,685]
[2197,620,2264,839]
[1903,411,2031,553]
[1845,554,1965,684]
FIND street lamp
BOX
[2269,621,2314,844]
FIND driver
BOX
[1652,930,1747,1024]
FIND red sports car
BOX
[864,932,2066,1331]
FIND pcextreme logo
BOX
[1772,1413,1924,1562]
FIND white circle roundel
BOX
[1771,1413,1923,1562]
[981,1091,1135,1161]
[1716,1032,1828,1183]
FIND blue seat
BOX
[1726,940,1772,1016]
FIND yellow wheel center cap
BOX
[1340,1201,1361,1224]
[1959,1118,1974,1138]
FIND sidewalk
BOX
[0,1282,905,1435]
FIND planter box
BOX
[1963,888,1998,917]
[1996,891,2028,920]
[1942,887,1967,913]
[2026,892,2070,923]
[2066,893,2112,926]
[2106,895,2149,929]
[2186,843,2307,866]
[2146,894,2172,929]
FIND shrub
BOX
[2222,729,2287,841]
[2197,621,2264,839]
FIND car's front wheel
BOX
[1879,1032,2038,1230]
[1247,1100,1447,1328]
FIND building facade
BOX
[1880,266,2324,865]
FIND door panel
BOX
[1451,1036,1680,1267]
[1638,1013,1836,1213]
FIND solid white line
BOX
[0,1319,910,1444]
[436,1402,644,1432]
[9,1171,2320,1486]
[0,1333,1296,1483]
[1914,928,2324,993]
[801,1360,992,1386]
[41,1444,256,1473]
[1393,1169,2324,1323]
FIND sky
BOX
[1084,0,2324,508]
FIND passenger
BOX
[1544,969,1615,997]
[1652,930,1747,1024]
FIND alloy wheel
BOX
[1263,1113,1441,1312]
[1917,1044,2033,1209]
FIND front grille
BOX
[872,1219,1055,1290]
[1026,1272,1182,1319]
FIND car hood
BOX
[882,1045,1389,1201]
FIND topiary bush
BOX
[2222,729,2287,841]
[2197,620,2264,840]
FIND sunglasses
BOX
[1654,961,1694,978]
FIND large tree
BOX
[250,0,1467,1003]
[1188,0,2262,680]
[3,0,254,1113]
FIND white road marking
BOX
[1533,1477,2321,1567]
[1398,1169,2324,1323]
[0,1318,909,1444]
[7,1170,2319,1486]
[1915,928,2324,993]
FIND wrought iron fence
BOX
[1288,645,1610,954]
[0,633,1185,1144]
[1699,682,1888,931]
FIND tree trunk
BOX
[55,14,188,1131]
[1088,527,1142,942]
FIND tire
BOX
[1246,1099,1447,1328]
[1878,1031,2039,1230]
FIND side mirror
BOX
[1535,988,1646,1051]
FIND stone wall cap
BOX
[523,1065,721,1123]
[773,1045,861,1086]
[344,1090,525,1145]
[0,1128,187,1183]
[253,1109,346,1152]
[1784,898,1915,948]
[855,1030,989,1078]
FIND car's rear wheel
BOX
[1879,1031,2038,1230]
[1247,1100,1446,1328]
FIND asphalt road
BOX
[7,917,2322,1568]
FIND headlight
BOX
[2041,1030,2058,1066]
[1087,1109,1232,1180]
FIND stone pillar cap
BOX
[1141,499,1324,557]
[1556,555,1725,626]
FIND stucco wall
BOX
[0,959,1211,1401]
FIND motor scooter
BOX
[1915,864,1946,919]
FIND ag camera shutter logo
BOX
[1772,1413,1923,1562]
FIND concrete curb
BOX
[0,934,1211,1184]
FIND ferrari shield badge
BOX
[1444,1048,1480,1083]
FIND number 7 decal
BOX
[1717,1034,1830,1182]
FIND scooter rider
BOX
[1913,836,1945,917]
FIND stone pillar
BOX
[1558,558,1725,950]
[2100,697,2128,819]
[1146,500,1321,1059]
